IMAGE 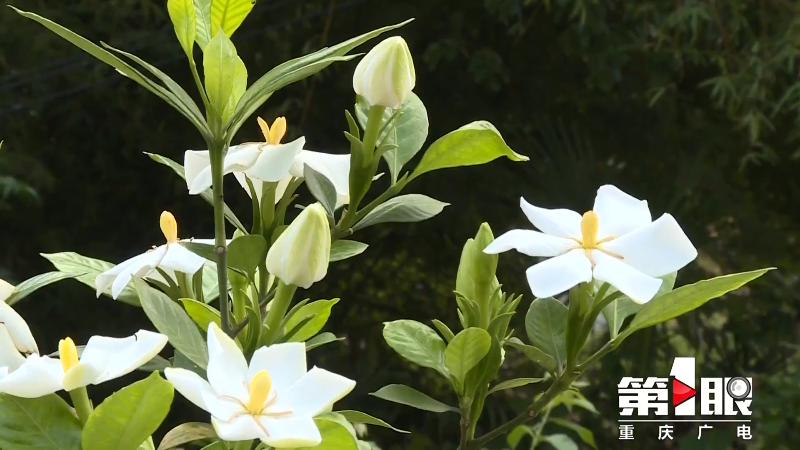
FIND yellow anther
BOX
[580,210,599,249]
[160,211,179,244]
[247,370,273,414]
[59,337,79,373]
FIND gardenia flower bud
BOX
[352,36,416,108]
[266,203,331,289]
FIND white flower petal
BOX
[99,247,167,299]
[600,214,697,278]
[592,185,652,239]
[290,150,351,207]
[519,198,582,240]
[223,144,261,173]
[274,367,355,417]
[212,415,265,442]
[248,342,307,395]
[160,244,206,275]
[165,367,215,412]
[245,138,305,182]
[185,150,212,195]
[206,323,248,400]
[235,174,294,206]
[524,250,593,298]
[0,325,26,371]
[62,362,104,391]
[592,252,663,304]
[0,279,14,303]
[82,330,168,384]
[0,302,38,354]
[261,416,322,447]
[202,390,245,422]
[0,354,64,398]
[484,230,576,257]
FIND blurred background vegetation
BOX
[1,0,799,448]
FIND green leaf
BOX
[284,299,339,342]
[304,165,338,217]
[222,56,247,124]
[204,30,239,120]
[616,269,773,344]
[488,377,545,395]
[356,92,429,182]
[172,350,205,377]
[41,252,140,306]
[210,0,254,39]
[5,271,77,305]
[602,272,676,338]
[370,384,458,413]
[336,410,409,434]
[227,234,267,279]
[410,121,527,179]
[445,328,492,390]
[200,262,221,303]
[525,297,568,370]
[550,418,597,449]
[296,418,358,450]
[157,422,216,450]
[137,437,155,450]
[193,0,212,49]
[180,242,217,263]
[82,372,174,450]
[146,152,246,231]
[134,278,209,369]
[466,335,502,395]
[330,240,368,262]
[506,337,557,374]
[382,320,448,377]
[431,319,454,342]
[10,8,210,139]
[168,0,196,56]
[507,425,534,450]
[353,194,448,231]
[306,332,344,351]
[455,223,499,325]
[0,394,82,449]
[543,434,578,450]
[199,442,226,450]
[228,19,413,138]
[139,354,171,373]
[180,298,222,331]
[564,285,592,366]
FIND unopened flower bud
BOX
[266,203,331,288]
[352,36,416,108]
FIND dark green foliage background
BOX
[1,0,799,448]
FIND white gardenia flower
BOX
[0,300,38,358]
[184,117,351,207]
[266,203,331,289]
[0,329,167,398]
[484,185,698,303]
[96,211,213,299]
[353,36,416,108]
[166,323,355,447]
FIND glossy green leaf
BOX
[616,268,772,344]
[227,234,267,279]
[41,252,140,306]
[306,332,344,351]
[506,337,557,374]
[410,121,527,179]
[564,285,592,366]
[296,418,358,450]
[304,165,337,217]
[329,240,368,262]
[525,296,568,370]
[134,278,208,369]
[167,0,196,56]
[550,418,597,449]
[370,384,458,413]
[445,327,492,389]
[455,223,499,325]
[146,152,246,231]
[488,377,545,395]
[602,272,676,338]
[180,298,221,331]
[284,299,339,342]
[0,394,82,449]
[543,434,578,450]
[193,0,212,49]
[337,410,409,433]
[431,319,454,342]
[5,271,77,305]
[82,372,174,450]
[204,30,239,119]
[382,320,448,377]
[507,425,535,450]
[210,0,254,39]
[353,194,448,231]
[157,422,216,450]
[222,56,247,124]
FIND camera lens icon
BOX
[726,377,751,400]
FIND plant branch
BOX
[262,281,297,344]
[458,399,472,450]
[232,289,276,337]
[209,140,231,336]
[68,387,93,425]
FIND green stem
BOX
[209,141,231,336]
[577,340,615,370]
[467,372,578,449]
[530,403,553,448]
[457,399,472,450]
[189,59,210,111]
[360,105,386,163]
[233,440,253,450]
[262,281,297,344]
[68,387,93,425]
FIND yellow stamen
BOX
[160,211,179,244]
[59,337,79,373]
[580,210,599,248]
[247,370,273,414]
[267,117,287,145]
[257,117,271,142]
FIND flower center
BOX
[580,211,600,249]
[160,211,179,244]
[247,370,273,414]
[257,116,287,145]
[59,337,79,373]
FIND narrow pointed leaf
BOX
[5,271,78,305]
[382,320,448,377]
[210,0,255,39]
[157,423,216,450]
[336,410,409,434]
[353,194,448,231]
[488,377,545,395]
[41,252,140,306]
[167,0,197,56]
[329,240,368,262]
[525,297,568,370]
[370,384,457,413]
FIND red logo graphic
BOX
[672,378,696,406]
